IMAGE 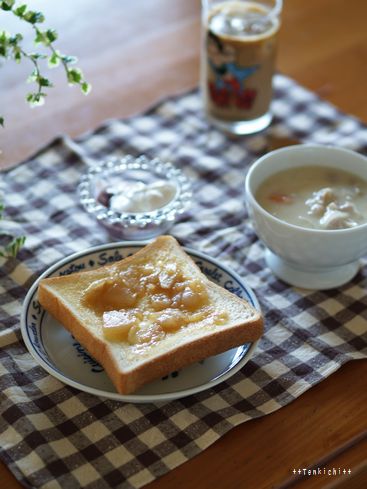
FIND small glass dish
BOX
[78,155,192,240]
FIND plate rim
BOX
[21,241,260,403]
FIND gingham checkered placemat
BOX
[1,74,367,489]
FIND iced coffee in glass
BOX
[201,0,282,134]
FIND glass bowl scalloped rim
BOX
[78,155,193,229]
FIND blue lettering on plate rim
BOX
[32,299,42,315]
[59,262,86,276]
[29,321,43,352]
[195,260,223,283]
[72,339,104,373]
[97,250,124,266]
[58,250,127,275]
[29,300,44,352]
[224,280,244,298]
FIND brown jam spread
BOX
[82,261,228,344]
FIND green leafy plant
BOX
[0,203,26,258]
[0,1,91,257]
[0,0,91,126]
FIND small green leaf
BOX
[9,33,23,44]
[48,51,60,68]
[14,4,27,17]
[0,30,9,41]
[34,30,45,44]
[2,236,26,258]
[0,116,4,127]
[0,200,26,258]
[0,1,15,11]
[62,54,78,65]
[14,50,21,62]
[27,70,38,83]
[26,92,46,107]
[24,10,45,24]
[30,52,47,60]
[81,81,91,95]
[39,76,52,87]
[46,29,57,43]
[67,68,82,84]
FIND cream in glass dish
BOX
[78,155,192,240]
[245,144,367,289]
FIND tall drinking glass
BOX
[201,0,282,135]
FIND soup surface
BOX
[255,166,367,230]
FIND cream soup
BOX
[255,166,367,230]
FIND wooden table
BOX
[1,1,366,487]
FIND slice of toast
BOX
[38,236,263,394]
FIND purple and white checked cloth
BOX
[1,74,367,489]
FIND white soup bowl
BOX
[245,144,367,289]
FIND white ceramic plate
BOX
[21,242,260,403]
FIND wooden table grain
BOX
[1,1,366,488]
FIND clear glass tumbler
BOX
[201,0,282,135]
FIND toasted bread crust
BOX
[38,236,263,394]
